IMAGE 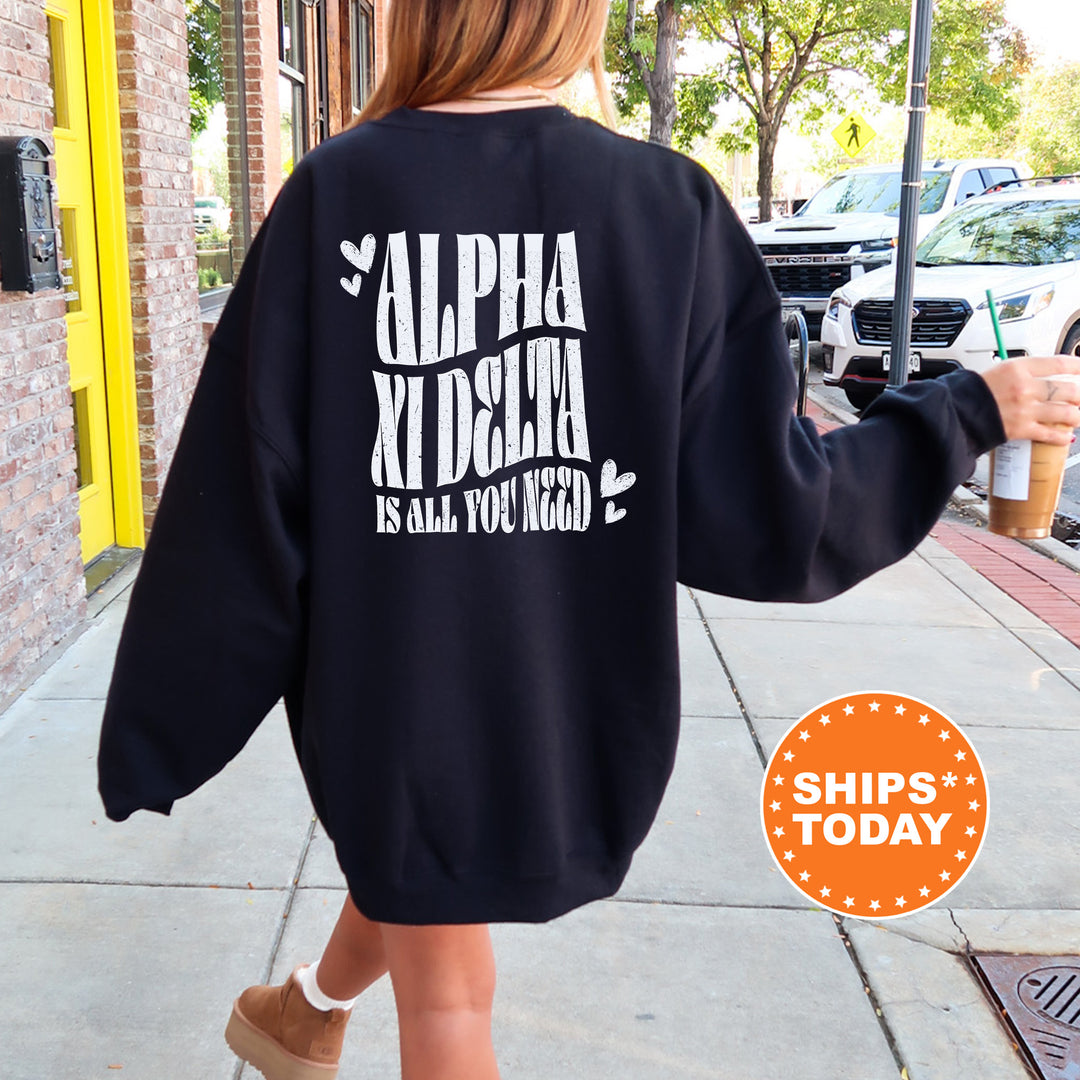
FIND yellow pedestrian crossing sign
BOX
[833,113,876,158]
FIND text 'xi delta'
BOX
[370,232,592,494]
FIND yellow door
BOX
[47,0,116,562]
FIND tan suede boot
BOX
[225,966,352,1080]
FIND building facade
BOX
[0,0,384,703]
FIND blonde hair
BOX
[353,0,616,128]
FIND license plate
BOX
[882,351,921,374]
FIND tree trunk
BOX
[647,1,679,146]
[757,122,778,223]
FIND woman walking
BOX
[98,1,1080,1078]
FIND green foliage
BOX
[1012,62,1080,176]
[673,73,722,150]
[195,225,231,250]
[197,266,223,290]
[187,0,223,138]
[605,0,652,117]
[875,0,1031,131]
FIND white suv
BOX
[820,180,1080,409]
[750,159,1028,336]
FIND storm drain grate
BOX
[974,954,1080,1078]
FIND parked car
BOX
[194,195,232,234]
[749,159,1028,336]
[820,180,1080,409]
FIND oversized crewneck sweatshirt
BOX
[97,105,1006,923]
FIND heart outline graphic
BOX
[339,235,377,297]
[600,459,636,525]
[600,459,636,498]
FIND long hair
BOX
[353,0,616,128]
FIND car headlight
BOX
[856,239,897,264]
[977,286,1056,322]
[826,295,853,321]
[859,239,897,253]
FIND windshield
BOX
[799,170,952,217]
[916,198,1080,266]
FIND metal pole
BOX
[888,0,934,390]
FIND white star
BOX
[773,826,785,838]
[868,701,881,712]
[799,870,811,882]
[939,729,951,741]
[818,713,831,726]
[783,850,795,862]
[918,713,931,726]
[895,896,906,908]
[942,772,957,788]
[954,750,966,761]
[968,800,980,811]
[843,704,855,716]
[843,896,855,908]
[820,886,831,898]
[783,750,795,762]
[955,849,967,862]
[965,826,977,838]
[965,775,977,786]
[939,869,951,882]
[869,899,881,911]
[919,886,931,898]
[894,703,906,715]
[769,800,781,812]
[773,775,784,786]
[798,730,810,742]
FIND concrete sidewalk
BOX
[2,520,1079,1078]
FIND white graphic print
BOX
[340,231,631,533]
[600,459,637,524]
[339,235,377,296]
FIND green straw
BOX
[986,288,1009,361]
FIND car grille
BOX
[758,241,854,256]
[852,299,972,347]
[758,242,855,297]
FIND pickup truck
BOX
[748,159,1028,336]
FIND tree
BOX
[606,0,723,149]
[187,0,223,137]
[1012,62,1080,176]
[607,0,1029,222]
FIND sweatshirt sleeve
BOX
[675,179,1006,602]
[97,167,312,822]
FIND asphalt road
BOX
[805,363,1080,522]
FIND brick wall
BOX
[0,0,86,700]
[113,0,203,531]
[373,0,386,79]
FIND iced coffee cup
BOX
[988,375,1080,538]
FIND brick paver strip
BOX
[929,520,1080,648]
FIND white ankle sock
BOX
[297,961,359,1012]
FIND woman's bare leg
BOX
[380,922,500,1080]
[313,893,389,1000]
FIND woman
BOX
[97,1,1080,1078]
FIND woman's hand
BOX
[980,355,1080,445]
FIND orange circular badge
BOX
[761,692,988,918]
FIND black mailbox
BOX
[0,136,62,293]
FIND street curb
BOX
[806,387,860,427]
[946,486,1080,574]
[806,386,1080,574]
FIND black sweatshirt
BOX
[97,105,1005,923]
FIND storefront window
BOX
[350,0,373,114]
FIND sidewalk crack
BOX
[232,814,318,1080]
[835,913,912,1078]
[687,589,768,769]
